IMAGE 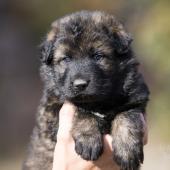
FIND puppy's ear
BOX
[112,27,133,54]
[39,40,54,65]
[39,21,59,65]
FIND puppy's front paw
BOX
[112,139,143,170]
[74,134,103,161]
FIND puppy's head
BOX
[40,11,133,103]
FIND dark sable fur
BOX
[23,11,149,170]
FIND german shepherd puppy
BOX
[23,11,149,170]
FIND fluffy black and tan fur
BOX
[23,11,149,170]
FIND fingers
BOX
[103,134,113,152]
[57,101,77,142]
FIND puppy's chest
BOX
[77,107,117,134]
[92,112,113,134]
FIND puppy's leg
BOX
[71,112,103,161]
[111,110,145,170]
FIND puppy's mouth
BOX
[68,93,106,103]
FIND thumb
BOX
[57,101,77,141]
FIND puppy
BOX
[23,11,149,170]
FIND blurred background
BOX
[0,0,170,169]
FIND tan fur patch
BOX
[100,58,113,71]
[53,44,70,74]
[92,12,103,23]
[47,30,56,41]
[92,41,113,55]
[53,44,69,61]
[60,16,71,24]
[112,114,135,143]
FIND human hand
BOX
[52,101,148,170]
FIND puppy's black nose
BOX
[73,79,89,91]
